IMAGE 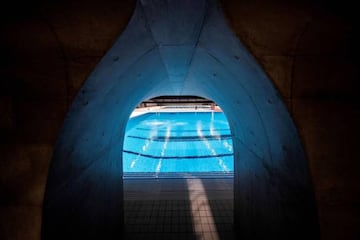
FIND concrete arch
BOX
[42,0,319,239]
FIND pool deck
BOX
[123,177,235,240]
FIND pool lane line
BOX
[123,150,233,159]
[127,134,232,142]
[135,127,230,133]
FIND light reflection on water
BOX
[123,112,234,173]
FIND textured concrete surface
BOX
[0,0,358,239]
[41,0,319,239]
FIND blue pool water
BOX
[123,112,234,175]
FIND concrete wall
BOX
[0,0,358,239]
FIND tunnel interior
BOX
[38,0,321,239]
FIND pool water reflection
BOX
[123,112,234,175]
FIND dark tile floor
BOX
[123,178,235,240]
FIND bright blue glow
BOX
[123,112,234,173]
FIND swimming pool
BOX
[123,111,234,177]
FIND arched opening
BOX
[42,1,319,239]
[122,96,235,239]
[123,95,233,178]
